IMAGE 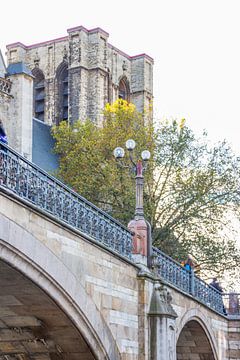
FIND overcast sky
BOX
[1,0,240,153]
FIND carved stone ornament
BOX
[149,283,178,318]
[122,60,128,72]
[33,51,40,67]
[63,45,68,61]
[71,35,81,64]
[0,78,12,95]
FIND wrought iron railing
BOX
[152,247,191,293]
[0,142,132,259]
[194,275,225,314]
[152,246,225,315]
[0,143,235,316]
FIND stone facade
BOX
[0,191,140,360]
[6,26,153,126]
[0,52,12,137]
[0,78,12,130]
[0,50,6,77]
[6,69,33,158]
[228,320,240,359]
[0,26,153,161]
[0,190,238,360]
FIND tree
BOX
[146,120,240,279]
[52,100,154,224]
[52,100,240,280]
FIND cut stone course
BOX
[0,179,240,358]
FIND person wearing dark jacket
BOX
[0,120,8,144]
[210,278,223,292]
[210,278,227,315]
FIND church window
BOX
[62,70,69,120]
[118,78,129,101]
[57,63,69,122]
[32,68,45,121]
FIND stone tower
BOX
[0,50,11,130]
[0,51,33,159]
[1,26,153,165]
[6,26,154,127]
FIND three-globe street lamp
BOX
[113,139,151,220]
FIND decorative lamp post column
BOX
[113,139,151,267]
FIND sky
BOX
[1,0,240,153]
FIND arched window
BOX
[118,77,130,101]
[56,63,68,122]
[32,68,45,121]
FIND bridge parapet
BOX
[0,142,237,321]
[0,142,132,259]
[152,246,225,315]
[0,157,238,359]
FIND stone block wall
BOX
[6,72,33,159]
[0,72,33,160]
[227,320,240,359]
[170,286,229,359]
[0,67,12,141]
[6,26,153,126]
[0,191,239,359]
[0,192,141,359]
[0,82,12,133]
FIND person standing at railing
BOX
[210,277,223,292]
[0,120,8,144]
[183,256,194,271]
[0,119,8,185]
[210,278,227,315]
[182,256,195,295]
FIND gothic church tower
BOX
[1,26,153,167]
[6,26,153,126]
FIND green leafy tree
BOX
[146,120,240,279]
[52,100,154,224]
[52,100,240,280]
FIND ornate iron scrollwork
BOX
[0,143,133,259]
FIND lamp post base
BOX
[128,217,148,267]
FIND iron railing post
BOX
[190,269,195,296]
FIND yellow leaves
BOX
[104,103,113,112]
[104,99,136,114]
[148,99,153,111]
[159,117,186,131]
[52,100,154,220]
[179,118,186,129]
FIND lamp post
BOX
[113,139,150,219]
[113,139,151,267]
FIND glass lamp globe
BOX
[113,147,125,159]
[141,150,151,161]
[126,139,136,151]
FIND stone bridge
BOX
[0,143,239,360]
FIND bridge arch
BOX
[176,308,218,360]
[0,212,121,360]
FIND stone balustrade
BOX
[0,77,12,94]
